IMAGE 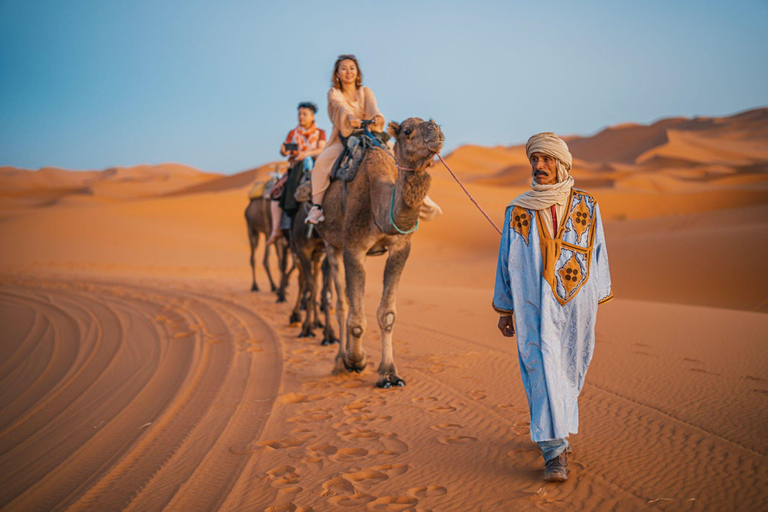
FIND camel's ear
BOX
[387,121,400,138]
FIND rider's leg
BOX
[307,142,343,224]
[267,199,283,244]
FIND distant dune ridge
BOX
[0,107,767,511]
[444,106,768,193]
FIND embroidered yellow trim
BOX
[510,206,532,245]
[598,289,614,305]
[536,190,598,306]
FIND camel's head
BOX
[388,118,444,171]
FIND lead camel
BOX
[315,117,444,388]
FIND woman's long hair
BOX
[332,54,363,89]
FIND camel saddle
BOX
[248,177,278,200]
[330,128,393,183]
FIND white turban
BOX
[509,132,575,210]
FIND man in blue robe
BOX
[493,132,613,482]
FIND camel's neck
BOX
[390,167,430,234]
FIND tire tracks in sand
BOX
[0,275,281,511]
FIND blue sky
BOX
[1,0,766,173]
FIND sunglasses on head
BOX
[337,54,356,61]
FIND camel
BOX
[244,195,294,299]
[316,118,444,388]
[290,202,338,345]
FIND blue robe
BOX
[493,188,613,442]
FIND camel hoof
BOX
[251,283,259,292]
[343,355,367,374]
[322,335,338,346]
[276,296,287,304]
[289,312,301,324]
[376,375,406,388]
[270,285,277,292]
[314,320,324,329]
[298,327,315,338]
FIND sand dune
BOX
[0,163,220,210]
[1,107,767,510]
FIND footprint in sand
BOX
[752,389,768,396]
[496,403,525,413]
[430,423,462,432]
[366,496,419,510]
[411,397,438,406]
[328,448,368,462]
[407,486,448,498]
[633,351,659,358]
[470,390,486,401]
[321,476,357,497]
[306,443,338,458]
[744,375,768,383]
[427,406,457,414]
[267,465,300,486]
[369,463,409,476]
[338,428,382,442]
[344,401,372,413]
[328,492,376,507]
[437,435,477,445]
[329,447,369,463]
[259,436,312,450]
[512,421,530,436]
[341,469,389,488]
[264,485,304,511]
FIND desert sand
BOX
[1,108,767,511]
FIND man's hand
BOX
[295,151,307,161]
[498,315,515,337]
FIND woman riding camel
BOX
[305,54,385,224]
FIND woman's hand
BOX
[348,115,362,128]
[497,315,515,337]
[373,114,385,131]
[295,151,307,161]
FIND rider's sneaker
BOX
[305,205,325,224]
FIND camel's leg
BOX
[263,242,278,293]
[342,248,368,373]
[376,240,411,388]
[298,247,317,338]
[289,262,304,325]
[326,245,350,374]
[275,240,289,303]
[312,254,324,329]
[321,257,338,345]
[249,230,259,292]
